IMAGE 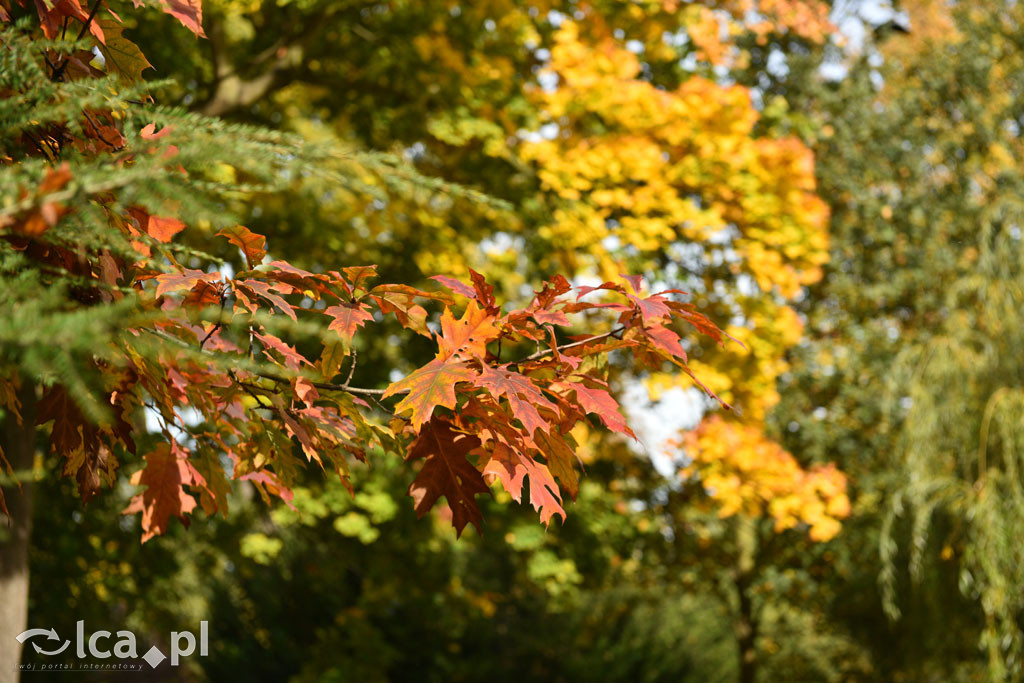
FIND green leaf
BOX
[96,18,153,84]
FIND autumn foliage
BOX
[679,416,849,541]
[0,0,734,541]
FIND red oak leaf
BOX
[154,269,220,298]
[217,225,266,269]
[531,309,570,326]
[533,427,581,499]
[252,331,311,371]
[324,302,374,344]
[473,364,557,437]
[621,273,644,294]
[369,284,434,337]
[132,0,204,37]
[123,442,206,542]
[233,278,296,320]
[128,208,185,243]
[241,470,296,510]
[32,0,103,41]
[646,324,687,359]
[628,293,671,321]
[556,380,635,438]
[436,300,502,360]
[430,274,476,299]
[341,265,378,291]
[406,417,488,536]
[484,443,565,525]
[383,358,478,430]
[469,269,499,314]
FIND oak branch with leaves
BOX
[0,0,727,546]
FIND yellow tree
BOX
[512,10,845,681]
[148,2,843,507]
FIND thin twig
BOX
[75,0,105,42]
[344,348,357,385]
[40,50,61,78]
[304,377,388,396]
[231,371,274,410]
[82,110,122,149]
[199,294,228,349]
[367,394,395,416]
[520,326,626,363]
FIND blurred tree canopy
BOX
[8,0,1024,680]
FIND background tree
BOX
[0,0,893,680]
[0,0,741,673]
[770,0,1024,677]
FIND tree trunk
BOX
[734,517,759,683]
[736,572,758,683]
[0,385,37,683]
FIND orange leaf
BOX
[154,269,219,298]
[253,331,310,371]
[233,279,296,320]
[123,443,204,543]
[132,0,204,37]
[437,300,502,360]
[341,265,378,291]
[324,302,374,344]
[484,443,565,525]
[557,380,635,438]
[217,225,266,268]
[383,358,477,430]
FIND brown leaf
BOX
[533,428,580,499]
[36,385,84,454]
[406,417,488,536]
[469,269,499,314]
[123,442,205,542]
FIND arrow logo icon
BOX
[32,640,70,656]
[15,628,59,644]
[16,628,70,656]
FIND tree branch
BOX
[75,0,104,42]
[199,8,337,116]
[519,327,626,363]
